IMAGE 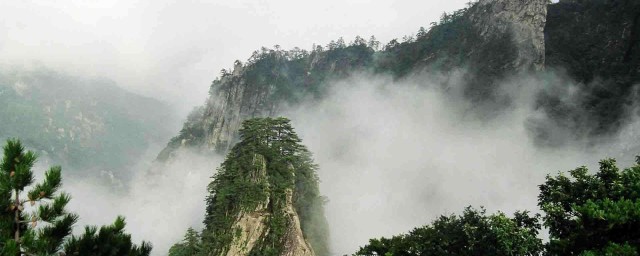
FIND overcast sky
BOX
[0,0,470,113]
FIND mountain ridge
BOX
[157,0,555,161]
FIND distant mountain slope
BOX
[157,0,548,161]
[0,67,174,177]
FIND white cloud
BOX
[0,0,470,115]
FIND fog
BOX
[284,71,640,255]
[3,0,639,255]
[27,67,640,255]
[63,147,223,254]
[0,0,470,114]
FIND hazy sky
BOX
[0,0,470,113]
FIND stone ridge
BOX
[472,0,547,71]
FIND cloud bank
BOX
[285,71,640,255]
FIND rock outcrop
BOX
[469,0,547,71]
[200,118,328,256]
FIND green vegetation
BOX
[356,207,542,256]
[356,158,640,255]
[540,158,640,255]
[0,139,151,255]
[168,227,202,256]
[63,216,152,256]
[169,117,329,256]
[203,117,328,256]
[162,0,640,160]
[159,4,484,158]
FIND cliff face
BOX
[461,0,547,99]
[470,0,546,71]
[201,118,328,256]
[157,0,548,161]
[221,154,314,256]
[540,0,640,136]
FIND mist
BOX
[62,147,223,254]
[46,68,640,255]
[3,0,638,255]
[0,0,470,115]
[283,71,640,255]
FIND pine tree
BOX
[168,228,202,256]
[63,216,152,256]
[0,138,78,255]
[0,139,152,255]
[200,117,329,256]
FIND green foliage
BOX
[64,216,152,256]
[539,158,640,255]
[199,117,329,256]
[0,139,151,255]
[357,157,640,255]
[355,207,543,256]
[0,138,78,255]
[168,228,202,256]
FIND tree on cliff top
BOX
[200,117,329,256]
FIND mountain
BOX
[158,0,640,254]
[178,117,329,256]
[158,0,640,160]
[157,0,552,161]
[540,0,640,137]
[0,67,175,178]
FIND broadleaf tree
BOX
[539,158,640,255]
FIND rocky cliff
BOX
[470,0,547,71]
[157,0,548,161]
[540,0,640,136]
[199,118,328,256]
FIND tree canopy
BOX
[539,158,640,255]
[356,157,640,256]
[176,117,329,256]
[356,207,542,256]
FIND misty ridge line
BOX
[10,38,640,256]
[110,6,640,253]
[156,64,639,255]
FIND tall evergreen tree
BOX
[63,216,152,256]
[0,139,78,255]
[168,228,202,256]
